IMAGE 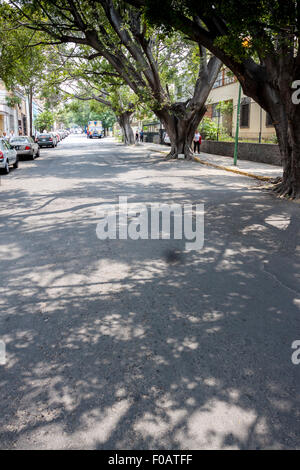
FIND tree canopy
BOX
[126,0,300,197]
[1,0,221,157]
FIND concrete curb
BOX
[146,146,274,182]
[193,156,273,181]
[148,147,168,155]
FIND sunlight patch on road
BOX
[0,242,23,260]
[175,400,262,449]
[17,399,131,449]
[241,224,268,234]
[265,213,291,230]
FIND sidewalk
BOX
[136,141,283,182]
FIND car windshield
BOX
[10,137,29,143]
[39,134,50,138]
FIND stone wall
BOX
[144,132,161,144]
[200,140,282,166]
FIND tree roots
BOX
[271,179,300,199]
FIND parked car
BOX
[10,136,40,159]
[0,138,18,173]
[36,133,56,148]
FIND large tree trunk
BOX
[156,102,207,160]
[272,106,300,198]
[153,53,220,160]
[117,111,134,145]
[207,42,300,198]
[244,77,300,199]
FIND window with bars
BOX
[213,71,223,88]
[212,103,221,118]
[224,72,235,85]
[240,98,250,127]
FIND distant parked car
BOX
[0,138,18,173]
[58,130,67,139]
[36,133,56,148]
[10,136,40,159]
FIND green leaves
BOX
[138,0,299,66]
[5,95,21,108]
[34,110,55,131]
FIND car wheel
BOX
[13,157,19,169]
[36,149,40,158]
[31,152,35,160]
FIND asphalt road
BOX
[0,135,300,449]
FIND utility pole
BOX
[217,109,221,141]
[233,83,242,166]
[258,106,262,143]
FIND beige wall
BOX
[206,81,276,140]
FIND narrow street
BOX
[0,134,299,449]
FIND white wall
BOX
[0,87,19,134]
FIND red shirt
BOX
[194,133,201,143]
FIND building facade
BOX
[205,69,276,141]
[0,81,19,135]
[0,81,43,136]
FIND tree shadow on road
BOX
[0,146,300,449]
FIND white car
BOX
[0,138,18,174]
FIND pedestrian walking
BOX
[135,130,139,143]
[140,129,144,142]
[193,131,201,154]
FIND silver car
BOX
[0,138,18,174]
[10,136,40,159]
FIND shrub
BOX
[199,117,229,141]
